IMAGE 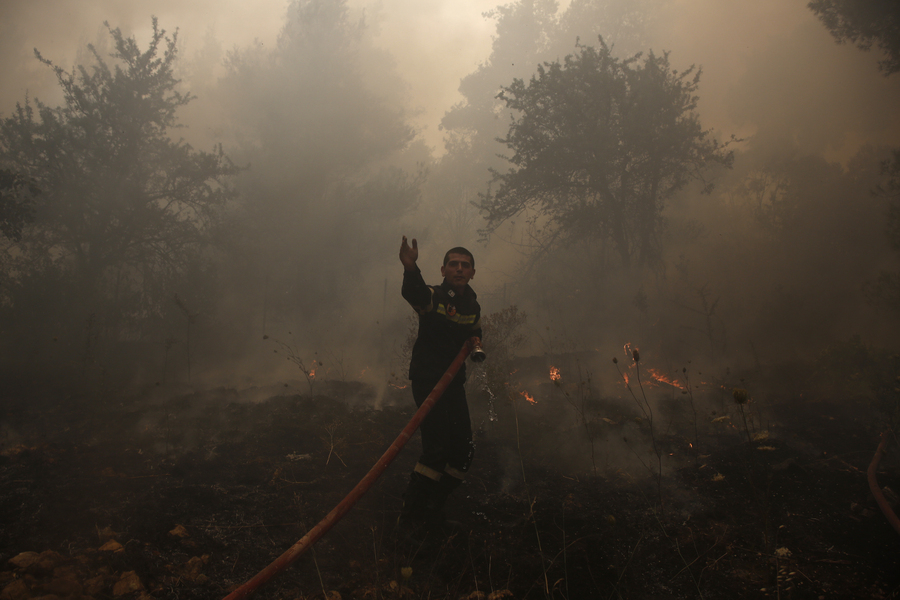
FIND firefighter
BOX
[397,236,484,536]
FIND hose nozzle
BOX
[470,339,486,363]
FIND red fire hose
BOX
[867,430,900,537]
[222,337,481,600]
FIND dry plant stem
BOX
[654,513,704,599]
[274,337,316,395]
[323,424,347,467]
[371,527,380,599]
[487,552,493,595]
[618,359,664,510]
[868,430,900,536]
[512,397,528,488]
[673,538,704,599]
[606,534,644,600]
[513,398,550,597]
[311,547,327,600]
[575,364,598,473]
[737,398,773,550]
[738,403,753,447]
[467,538,480,595]
[562,504,569,600]
[683,370,699,448]
[773,525,785,600]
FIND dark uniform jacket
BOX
[402,266,482,382]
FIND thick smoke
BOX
[0,0,897,402]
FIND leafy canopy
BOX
[0,17,238,348]
[479,38,732,269]
[809,0,900,75]
[0,18,237,283]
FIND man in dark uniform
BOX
[398,235,483,533]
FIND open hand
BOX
[399,236,418,270]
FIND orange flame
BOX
[646,368,685,390]
[549,366,561,381]
[520,390,537,404]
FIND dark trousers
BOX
[411,376,474,476]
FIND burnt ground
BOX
[0,370,898,600]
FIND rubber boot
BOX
[426,475,463,534]
[398,472,435,541]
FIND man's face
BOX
[441,252,476,291]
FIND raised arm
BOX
[399,236,418,271]
[400,236,432,309]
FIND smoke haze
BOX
[5,1,897,152]
[1,0,898,393]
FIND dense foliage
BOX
[0,18,237,376]
[480,39,732,269]
[809,0,900,75]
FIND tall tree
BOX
[0,19,237,356]
[432,0,663,253]
[479,38,732,270]
[214,0,420,346]
[809,2,900,315]
[809,0,900,75]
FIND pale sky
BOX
[0,0,502,150]
[1,0,898,157]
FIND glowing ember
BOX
[549,366,561,381]
[308,369,316,379]
[646,368,685,390]
[520,390,537,404]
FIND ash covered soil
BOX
[0,369,898,600]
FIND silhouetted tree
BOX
[435,0,661,250]
[215,0,421,345]
[809,0,900,75]
[0,18,237,364]
[809,2,900,312]
[479,38,732,269]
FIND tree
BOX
[212,0,421,348]
[479,38,732,270]
[435,0,662,248]
[0,18,237,359]
[809,0,900,75]
[809,2,900,314]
